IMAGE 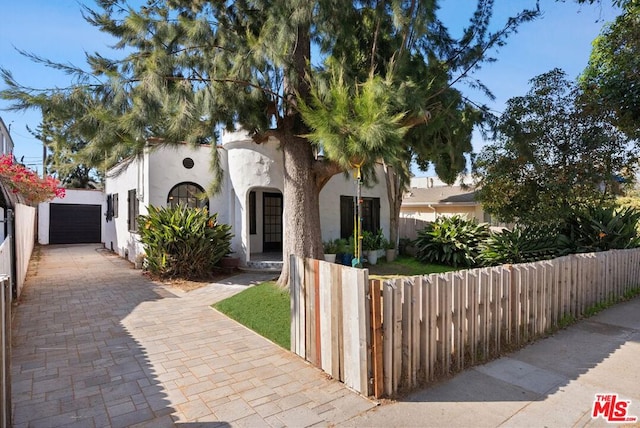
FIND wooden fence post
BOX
[453,272,464,372]
[401,279,413,389]
[393,280,402,393]
[383,280,394,396]
[491,268,501,355]
[427,275,437,381]
[340,266,369,395]
[370,280,383,398]
[411,278,420,387]
[467,271,478,366]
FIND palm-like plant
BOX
[138,205,233,279]
[415,215,490,267]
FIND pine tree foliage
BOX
[0,0,540,284]
[299,70,409,175]
[1,0,539,185]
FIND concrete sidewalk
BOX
[347,294,640,427]
[11,244,375,427]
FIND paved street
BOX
[11,245,375,427]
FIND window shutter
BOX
[106,195,113,221]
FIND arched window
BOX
[167,182,208,209]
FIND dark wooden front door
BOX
[263,192,283,252]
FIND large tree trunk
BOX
[275,23,325,287]
[384,163,406,249]
[277,135,325,286]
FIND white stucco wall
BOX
[104,143,234,263]
[103,156,144,262]
[38,189,106,245]
[400,204,485,223]
[225,136,284,261]
[103,131,392,265]
[319,165,391,242]
[147,143,239,256]
[146,144,229,221]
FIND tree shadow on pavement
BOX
[11,245,200,426]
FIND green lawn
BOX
[212,256,456,349]
[213,281,290,349]
[367,255,457,279]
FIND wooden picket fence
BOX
[290,248,640,399]
[289,255,372,395]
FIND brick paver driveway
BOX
[11,245,375,427]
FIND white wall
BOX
[400,204,484,223]
[15,203,36,298]
[104,156,144,262]
[102,132,393,264]
[225,136,284,261]
[38,189,106,245]
[319,165,391,242]
[104,143,235,263]
[0,118,14,155]
[146,144,229,220]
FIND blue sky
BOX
[0,0,620,176]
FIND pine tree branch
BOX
[163,75,289,106]
[426,7,538,105]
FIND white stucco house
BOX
[103,130,391,268]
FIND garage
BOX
[49,203,102,244]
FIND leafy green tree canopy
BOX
[476,68,637,225]
[580,1,640,140]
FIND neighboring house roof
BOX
[402,186,479,207]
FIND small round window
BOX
[182,157,195,169]
[167,182,208,209]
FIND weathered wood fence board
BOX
[291,248,640,400]
[290,255,371,395]
[372,248,640,397]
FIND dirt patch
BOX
[145,269,240,292]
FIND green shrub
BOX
[415,216,490,267]
[138,205,233,279]
[362,229,384,251]
[479,224,561,266]
[558,205,640,253]
[323,238,347,254]
[398,238,414,256]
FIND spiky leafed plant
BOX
[479,224,562,266]
[558,205,640,253]
[415,215,490,267]
[137,205,232,279]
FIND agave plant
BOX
[138,205,233,279]
[559,205,640,253]
[479,224,562,266]
[415,215,490,267]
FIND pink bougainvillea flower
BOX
[0,154,64,204]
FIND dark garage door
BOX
[49,204,102,244]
